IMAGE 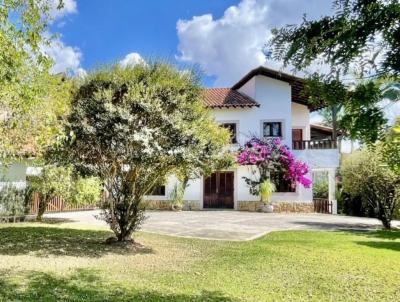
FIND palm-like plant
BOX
[259,180,276,205]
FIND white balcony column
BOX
[328,168,337,214]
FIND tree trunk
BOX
[331,105,338,141]
[109,196,145,243]
[36,195,48,222]
[377,202,392,229]
[380,215,391,229]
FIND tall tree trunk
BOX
[331,105,338,141]
[36,195,48,222]
[111,196,145,242]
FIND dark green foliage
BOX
[270,0,400,76]
[340,192,376,218]
[305,75,387,144]
[381,118,400,173]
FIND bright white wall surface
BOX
[146,74,338,206]
[217,75,292,146]
[0,162,28,190]
[238,76,256,99]
[293,149,340,169]
[291,102,311,140]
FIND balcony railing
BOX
[292,140,337,150]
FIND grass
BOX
[0,223,399,301]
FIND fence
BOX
[313,198,332,214]
[29,193,99,214]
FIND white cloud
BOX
[49,0,77,20]
[42,36,84,75]
[176,0,332,86]
[120,52,146,68]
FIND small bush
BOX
[72,176,102,205]
[0,184,28,220]
[313,180,328,199]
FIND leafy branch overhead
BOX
[270,0,400,76]
[304,75,386,144]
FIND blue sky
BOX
[47,0,334,87]
[51,0,237,72]
[44,0,399,143]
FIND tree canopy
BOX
[54,62,230,242]
[270,0,400,76]
[341,147,400,229]
[0,0,71,159]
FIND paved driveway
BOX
[45,210,400,241]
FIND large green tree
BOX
[305,75,386,144]
[54,62,230,242]
[381,117,400,173]
[341,148,400,229]
[270,0,399,76]
[270,0,399,145]
[0,0,71,159]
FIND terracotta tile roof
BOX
[203,88,259,108]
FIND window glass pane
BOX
[263,122,282,137]
[272,123,281,136]
[263,123,271,137]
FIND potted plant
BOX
[170,183,185,211]
[259,180,276,213]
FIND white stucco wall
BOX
[238,76,256,99]
[216,75,292,146]
[0,162,28,190]
[147,74,339,208]
[291,102,311,140]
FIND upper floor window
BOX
[263,121,282,138]
[221,123,238,144]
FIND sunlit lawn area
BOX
[0,222,399,301]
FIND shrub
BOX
[313,180,328,199]
[72,176,102,205]
[0,184,28,221]
[341,149,400,229]
[30,165,74,221]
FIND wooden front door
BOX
[203,172,234,209]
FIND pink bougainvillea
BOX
[237,137,312,188]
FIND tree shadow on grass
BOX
[0,269,238,302]
[345,229,400,252]
[290,220,381,231]
[355,241,400,252]
[0,226,153,258]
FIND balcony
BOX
[292,140,337,150]
[292,140,339,169]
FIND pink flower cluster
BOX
[237,137,312,188]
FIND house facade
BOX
[145,67,340,212]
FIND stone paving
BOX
[45,210,399,241]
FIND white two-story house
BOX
[146,66,340,213]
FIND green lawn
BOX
[0,223,399,301]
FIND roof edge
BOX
[231,66,304,90]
